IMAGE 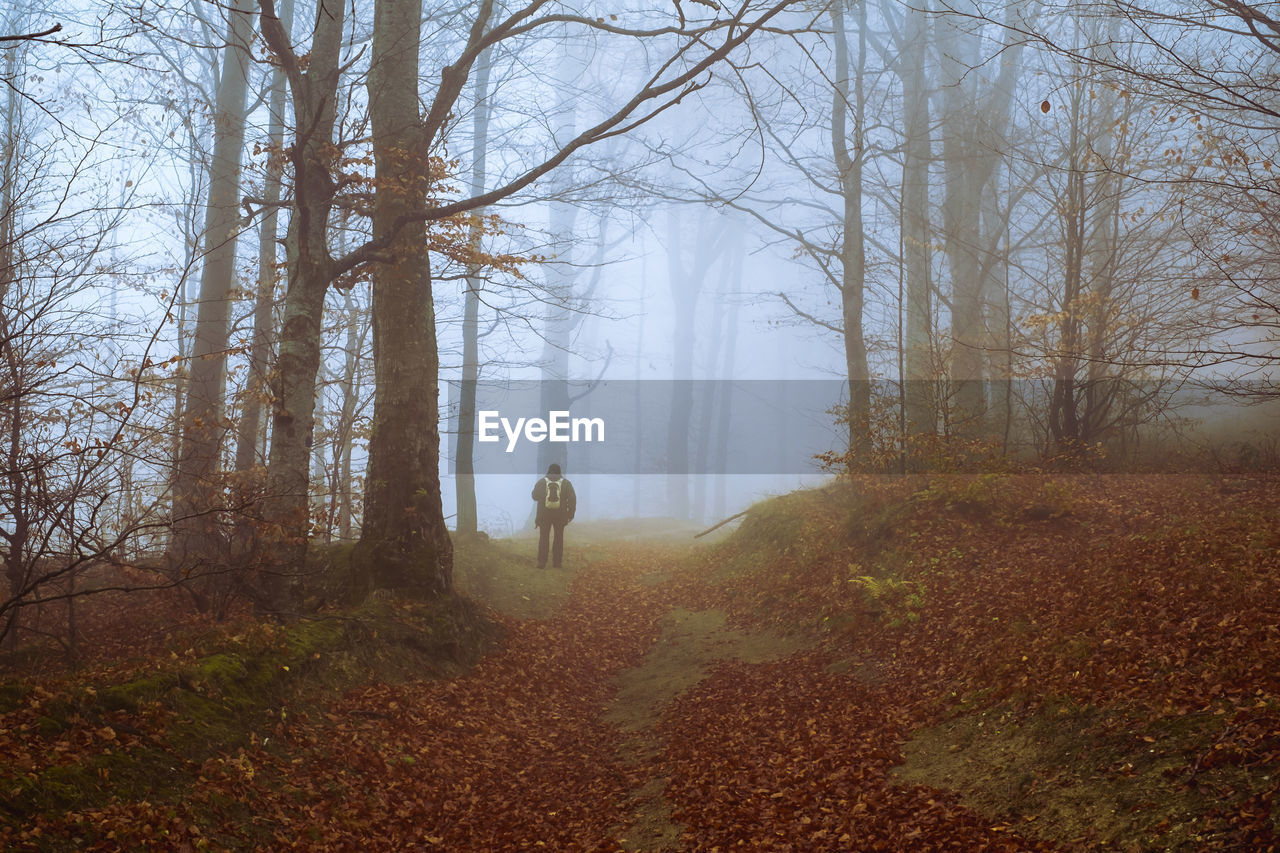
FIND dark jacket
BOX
[532,475,576,527]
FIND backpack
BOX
[544,478,561,510]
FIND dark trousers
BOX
[537,521,565,568]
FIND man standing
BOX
[532,463,576,569]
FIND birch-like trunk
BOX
[257,0,345,611]
[0,32,26,622]
[711,233,742,521]
[535,38,587,485]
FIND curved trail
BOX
[229,544,1055,851]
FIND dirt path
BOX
[186,541,1056,851]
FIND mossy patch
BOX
[98,672,180,714]
[0,681,30,714]
[618,776,683,852]
[0,591,497,843]
[562,517,709,543]
[7,746,178,824]
[305,540,363,605]
[896,700,1277,850]
[453,534,575,620]
[607,608,807,732]
[608,608,810,852]
[711,486,853,579]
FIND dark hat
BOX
[546,463,561,476]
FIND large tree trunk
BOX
[170,0,254,573]
[356,0,452,596]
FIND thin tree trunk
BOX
[712,233,742,521]
[632,247,647,519]
[938,18,987,436]
[171,135,203,512]
[235,0,293,478]
[537,196,578,480]
[831,0,872,466]
[692,260,729,523]
[981,184,1013,452]
[535,38,585,484]
[311,357,328,539]
[0,35,25,626]
[455,45,491,536]
[899,2,934,442]
[257,0,346,611]
[334,287,364,540]
[171,0,255,572]
[665,208,730,519]
[1050,89,1087,451]
[1083,26,1124,447]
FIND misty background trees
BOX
[2,0,1278,643]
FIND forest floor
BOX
[2,474,1280,851]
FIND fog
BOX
[3,0,1279,569]
[436,216,848,531]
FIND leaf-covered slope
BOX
[3,475,1277,851]
[677,474,1280,850]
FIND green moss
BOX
[896,700,1266,851]
[99,673,179,713]
[284,615,345,658]
[1,591,498,841]
[454,535,573,620]
[306,540,363,605]
[0,681,30,713]
[35,715,67,737]
[606,608,808,732]
[699,484,855,584]
[4,745,177,824]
